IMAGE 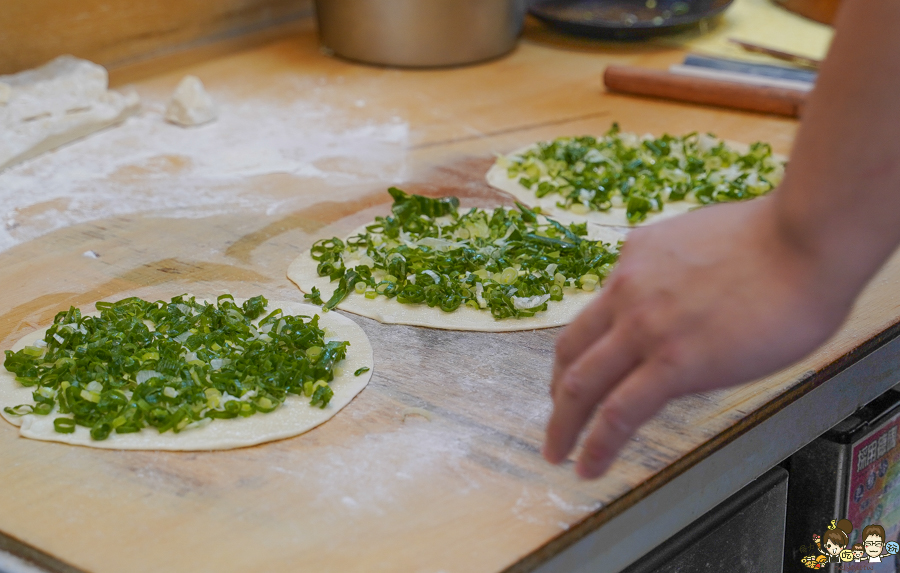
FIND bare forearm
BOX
[544,2,900,479]
[775,0,900,299]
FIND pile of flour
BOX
[0,80,409,253]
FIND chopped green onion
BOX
[503,123,785,224]
[499,267,518,285]
[2,295,353,440]
[80,389,100,403]
[303,286,324,305]
[54,418,76,434]
[549,284,563,300]
[306,188,620,320]
[354,366,370,376]
[570,203,589,215]
[22,346,44,357]
[205,388,221,408]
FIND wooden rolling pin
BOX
[603,65,808,118]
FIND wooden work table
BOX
[1,15,897,573]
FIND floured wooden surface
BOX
[3,176,899,573]
[0,56,140,173]
[1,19,887,573]
[0,62,408,253]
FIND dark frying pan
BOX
[529,0,735,40]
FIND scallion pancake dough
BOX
[486,141,786,227]
[0,300,373,450]
[287,219,624,332]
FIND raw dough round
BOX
[287,218,624,332]
[0,300,373,450]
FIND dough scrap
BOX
[0,300,373,451]
[164,75,218,127]
[486,140,786,227]
[287,217,624,332]
[0,56,140,172]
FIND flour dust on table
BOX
[0,56,140,173]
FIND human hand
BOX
[544,197,855,478]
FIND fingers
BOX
[551,288,615,389]
[543,324,640,464]
[574,363,675,479]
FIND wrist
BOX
[766,183,874,310]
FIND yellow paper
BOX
[654,0,834,64]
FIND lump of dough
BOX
[164,75,218,127]
[0,56,141,172]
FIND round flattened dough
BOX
[486,141,786,227]
[287,220,624,332]
[0,300,373,451]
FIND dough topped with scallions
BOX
[486,123,787,226]
[0,295,373,450]
[287,188,623,332]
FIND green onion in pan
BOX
[2,295,349,440]
[310,187,620,319]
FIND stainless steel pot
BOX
[314,0,527,68]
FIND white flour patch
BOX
[513,486,602,529]
[0,85,409,253]
[270,421,473,515]
[547,489,602,514]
